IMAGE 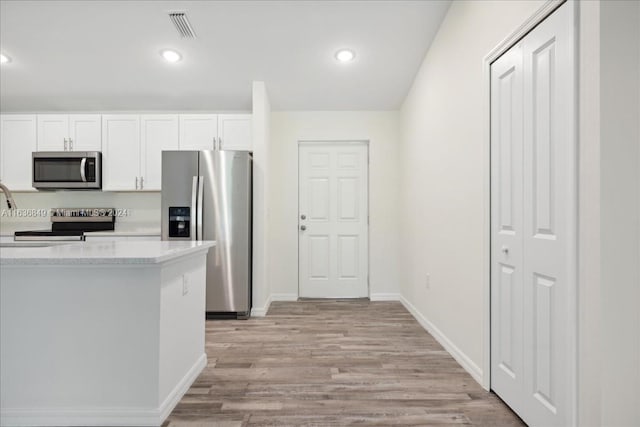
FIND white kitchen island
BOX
[0,240,215,427]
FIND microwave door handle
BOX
[80,158,87,182]
[191,176,198,241]
[197,176,204,241]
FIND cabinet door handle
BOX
[69,138,73,150]
[218,137,222,151]
[140,176,144,190]
[135,176,139,190]
[64,138,68,151]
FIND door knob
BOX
[300,214,306,220]
[300,225,306,231]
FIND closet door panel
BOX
[522,3,575,427]
[490,43,525,416]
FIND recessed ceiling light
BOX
[335,49,355,63]
[0,54,11,64]
[161,49,182,63]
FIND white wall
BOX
[600,1,640,425]
[269,111,401,299]
[577,0,602,424]
[398,0,546,379]
[251,82,272,315]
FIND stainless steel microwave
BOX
[32,151,102,190]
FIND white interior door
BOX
[491,41,525,417]
[298,142,368,298]
[491,3,575,427]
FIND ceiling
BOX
[0,0,451,112]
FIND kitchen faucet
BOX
[0,182,17,210]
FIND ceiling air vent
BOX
[169,12,196,38]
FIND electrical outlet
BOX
[182,275,189,296]
[425,274,431,290]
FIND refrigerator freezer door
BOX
[161,151,199,241]
[199,150,252,314]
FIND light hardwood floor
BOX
[164,300,524,426]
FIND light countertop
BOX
[0,240,215,265]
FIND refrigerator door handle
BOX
[197,175,204,240]
[191,176,198,240]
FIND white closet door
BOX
[522,3,575,426]
[490,42,525,417]
[491,3,575,427]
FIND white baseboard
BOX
[399,295,484,386]
[369,292,402,301]
[0,354,207,427]
[251,294,273,317]
[270,293,298,301]
[157,353,207,423]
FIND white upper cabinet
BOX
[104,114,180,191]
[102,115,141,191]
[37,114,101,151]
[179,114,217,150]
[0,115,37,191]
[37,115,68,151]
[179,114,252,151]
[68,115,102,151]
[140,115,179,191]
[218,114,252,151]
[1,112,250,193]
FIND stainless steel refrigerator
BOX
[161,150,252,318]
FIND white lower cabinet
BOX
[0,115,37,191]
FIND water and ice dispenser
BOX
[168,207,191,238]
